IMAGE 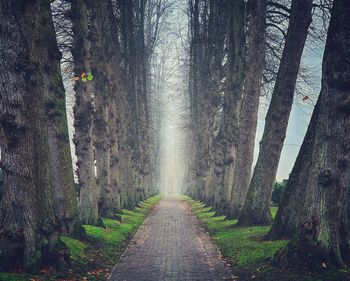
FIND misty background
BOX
[60,0,325,193]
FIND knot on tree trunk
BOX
[300,216,319,241]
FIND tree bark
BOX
[237,0,313,226]
[86,0,123,218]
[203,0,228,204]
[211,0,245,213]
[116,0,157,207]
[268,0,350,268]
[0,0,59,269]
[42,0,80,236]
[193,0,211,202]
[134,0,152,201]
[187,0,201,200]
[118,0,142,208]
[187,0,234,207]
[71,0,99,225]
[227,0,267,219]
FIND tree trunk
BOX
[87,0,123,218]
[268,0,350,268]
[211,0,245,213]
[227,0,267,219]
[237,0,313,226]
[0,0,59,269]
[42,0,80,236]
[203,0,227,204]
[187,0,233,207]
[193,0,212,202]
[71,0,99,225]
[117,0,142,208]
[134,0,152,201]
[188,0,201,200]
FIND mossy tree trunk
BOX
[237,0,313,226]
[268,0,350,268]
[42,0,80,236]
[0,0,59,270]
[71,0,99,225]
[227,0,267,219]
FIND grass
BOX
[271,206,278,219]
[180,196,288,269]
[0,194,161,281]
[180,195,350,281]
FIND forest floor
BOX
[0,195,161,281]
[181,196,350,281]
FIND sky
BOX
[254,40,325,181]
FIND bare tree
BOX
[269,0,350,268]
[238,0,314,226]
[228,0,268,218]
[71,0,99,224]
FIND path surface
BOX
[108,196,233,281]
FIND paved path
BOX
[108,196,233,281]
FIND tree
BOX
[202,0,229,204]
[71,0,99,224]
[237,0,313,226]
[268,0,350,268]
[86,0,123,218]
[186,0,229,204]
[117,0,147,207]
[43,0,81,237]
[227,0,268,218]
[211,0,246,212]
[0,0,63,269]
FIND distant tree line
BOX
[0,0,172,271]
[185,0,350,268]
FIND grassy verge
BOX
[180,195,350,281]
[0,195,161,281]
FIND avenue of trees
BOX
[185,0,350,268]
[0,0,172,270]
[0,0,349,273]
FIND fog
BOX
[158,88,188,194]
[153,0,189,194]
[58,0,324,192]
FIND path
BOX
[108,196,233,281]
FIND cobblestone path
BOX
[108,196,233,281]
